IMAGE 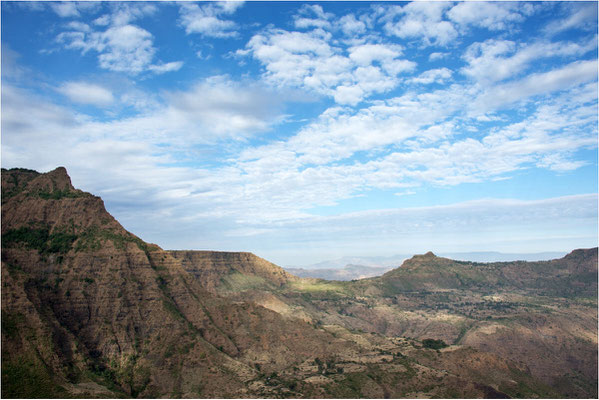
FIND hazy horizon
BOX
[2,1,597,266]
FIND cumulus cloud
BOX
[178,2,243,38]
[56,21,182,74]
[294,4,334,30]
[50,2,81,18]
[57,81,115,106]
[338,14,367,36]
[410,68,452,85]
[447,2,525,30]
[428,52,448,61]
[381,2,457,46]
[243,28,415,105]
[48,2,102,18]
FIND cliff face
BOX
[169,250,296,293]
[0,167,354,398]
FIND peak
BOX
[46,166,71,182]
[564,247,598,260]
[29,166,74,192]
[423,251,436,257]
[50,166,68,176]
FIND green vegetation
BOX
[219,272,269,292]
[1,169,39,202]
[421,338,448,350]
[162,299,185,322]
[2,357,69,398]
[86,364,126,397]
[2,227,77,256]
[4,261,24,275]
[31,189,89,200]
[74,225,147,252]
[1,311,25,339]
[286,279,352,300]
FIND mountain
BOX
[2,167,597,398]
[290,251,567,271]
[288,251,568,280]
[1,167,356,397]
[285,264,393,281]
[289,255,410,270]
[300,251,598,397]
[169,250,296,293]
[439,251,567,262]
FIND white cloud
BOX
[1,45,28,80]
[50,2,81,18]
[410,68,452,85]
[394,190,416,197]
[56,23,182,75]
[148,61,184,74]
[2,65,596,264]
[49,2,102,18]
[243,28,415,105]
[3,2,597,265]
[338,14,366,36]
[211,194,598,265]
[381,2,457,46]
[109,3,157,26]
[178,2,243,38]
[472,59,598,113]
[96,25,156,73]
[462,37,598,84]
[57,81,115,106]
[447,2,525,31]
[65,21,90,32]
[93,15,110,26]
[294,4,333,30]
[160,76,286,138]
[348,43,401,66]
[428,52,448,61]
[544,2,598,35]
[1,85,80,144]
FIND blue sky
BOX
[2,1,597,266]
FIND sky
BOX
[1,1,598,267]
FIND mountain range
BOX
[286,251,568,281]
[2,167,597,398]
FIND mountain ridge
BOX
[2,167,596,398]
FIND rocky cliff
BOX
[2,167,596,398]
[169,250,295,293]
[1,167,360,397]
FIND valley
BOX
[2,167,597,398]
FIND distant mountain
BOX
[291,251,568,271]
[291,255,409,269]
[286,264,393,281]
[439,251,567,262]
[287,251,568,280]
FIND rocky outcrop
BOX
[169,250,296,293]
